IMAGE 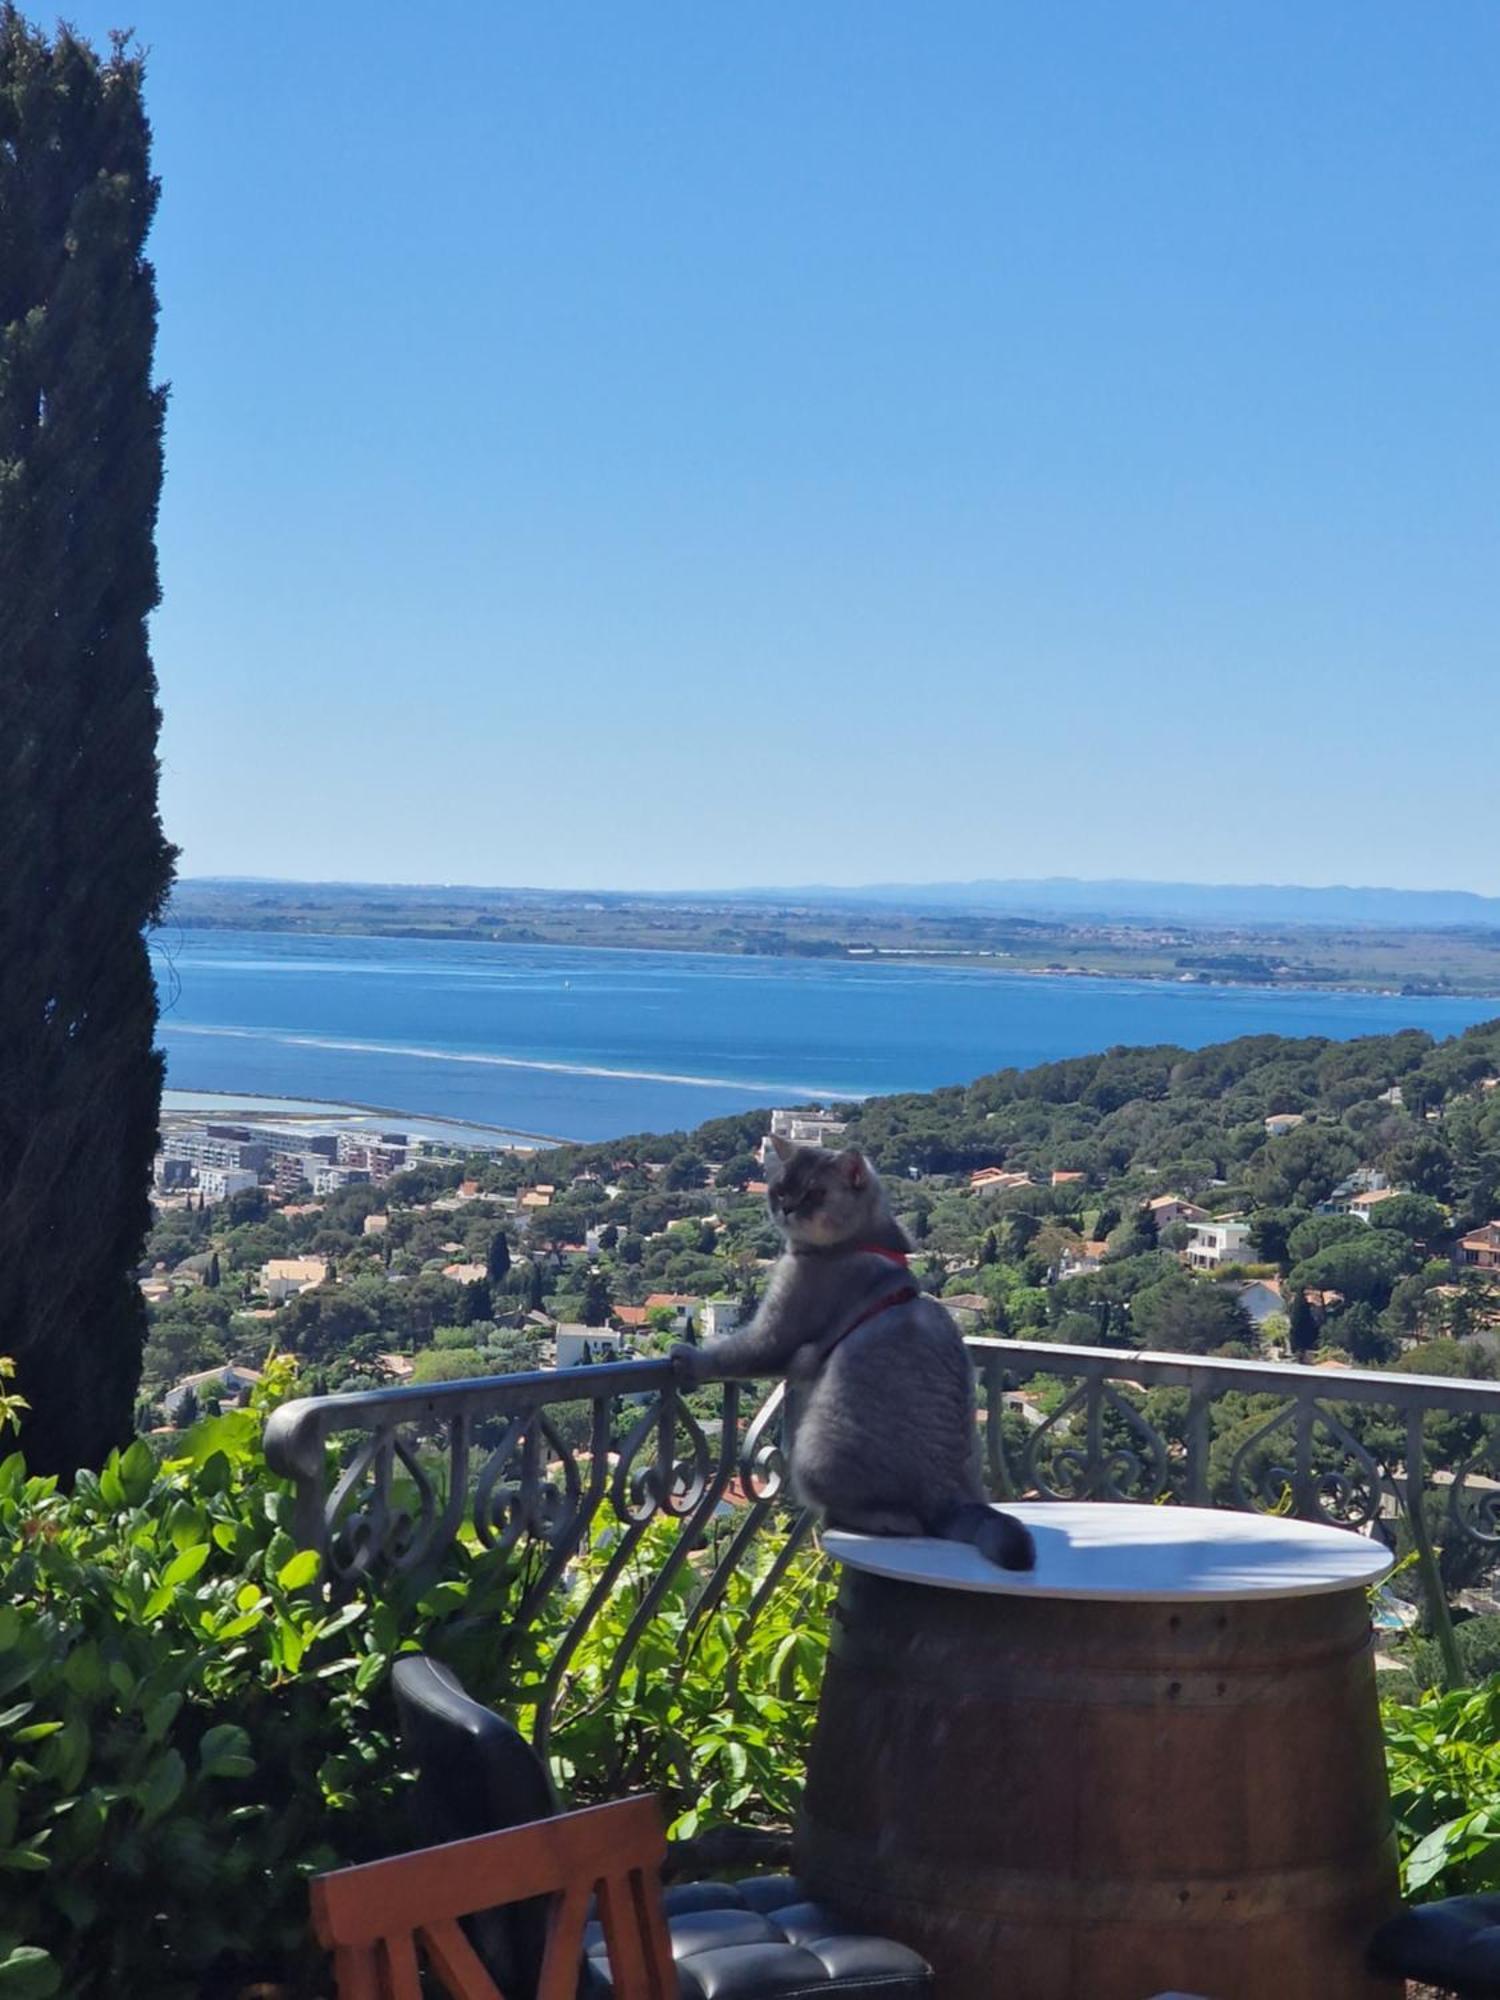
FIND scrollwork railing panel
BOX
[263,1338,1500,1729]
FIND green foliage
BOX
[1407,1617,1500,1695]
[408,1346,488,1383]
[1247,1206,1308,1266]
[1128,1272,1253,1354]
[1384,1679,1500,1897]
[1369,1192,1450,1248]
[1287,1230,1412,1307]
[537,1519,832,1840]
[0,1359,29,1439]
[0,1359,829,1996]
[1246,1125,1360,1210]
[0,1365,515,1996]
[1286,1212,1368,1262]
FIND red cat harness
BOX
[831,1245,918,1348]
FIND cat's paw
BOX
[669,1341,705,1383]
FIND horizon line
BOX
[168,871,1500,902]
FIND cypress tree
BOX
[1287,1287,1317,1358]
[0,16,175,1476]
[486,1227,511,1284]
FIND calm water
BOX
[150,929,1499,1144]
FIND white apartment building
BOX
[1184,1219,1255,1271]
[762,1108,850,1162]
[196,1166,261,1203]
[554,1326,625,1370]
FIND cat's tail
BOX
[934,1501,1035,1572]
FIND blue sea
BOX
[149,929,1500,1145]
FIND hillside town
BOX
[138,1029,1500,1443]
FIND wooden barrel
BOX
[797,1527,1401,2000]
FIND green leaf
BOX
[195,1450,232,1497]
[96,1456,125,1510]
[212,1610,265,1641]
[167,1504,208,1553]
[179,1413,259,1470]
[199,1725,254,1780]
[118,1439,156,1508]
[11,1724,62,1745]
[0,1946,62,1997]
[315,1599,366,1641]
[0,1849,50,1873]
[143,1694,183,1746]
[41,1719,88,1794]
[60,1643,105,1701]
[0,1705,34,1733]
[161,1544,210,1590]
[1404,1813,1475,1893]
[0,1610,19,1655]
[137,1750,186,1828]
[275,1548,321,1591]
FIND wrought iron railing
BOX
[264,1338,1500,1724]
[263,1357,800,1750]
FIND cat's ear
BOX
[768,1133,796,1163]
[837,1148,869,1189]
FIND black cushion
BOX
[1370,1894,1500,1996]
[585,1876,931,2000]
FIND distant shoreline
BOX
[159,1086,568,1149]
[154,912,1500,1005]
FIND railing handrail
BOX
[264,1344,1500,1485]
[264,1356,675,1480]
[965,1337,1500,1413]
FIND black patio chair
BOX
[391,1653,933,2000]
[1370,1895,1500,1998]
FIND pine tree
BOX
[0,16,175,1476]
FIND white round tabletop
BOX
[821,1501,1393,1602]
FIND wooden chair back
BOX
[310,1793,676,2000]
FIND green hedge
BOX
[0,1366,830,1998]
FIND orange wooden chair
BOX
[309,1793,677,2000]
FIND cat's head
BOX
[765,1135,882,1248]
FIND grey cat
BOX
[672,1136,1034,1570]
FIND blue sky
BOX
[60,3,1500,892]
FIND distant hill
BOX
[761,878,1500,929]
[171,874,1500,932]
